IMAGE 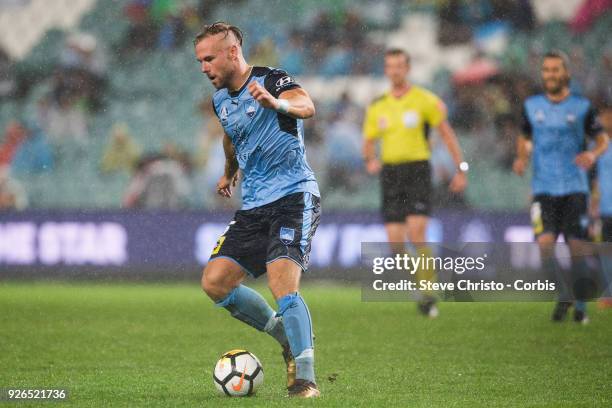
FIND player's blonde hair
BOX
[193,22,243,47]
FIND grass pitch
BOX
[1,281,611,407]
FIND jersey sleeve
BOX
[264,69,301,98]
[584,104,603,139]
[211,98,219,118]
[363,103,380,140]
[423,92,447,127]
[520,105,533,140]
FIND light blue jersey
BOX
[522,93,602,196]
[212,67,319,210]
[599,142,612,217]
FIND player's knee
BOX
[201,267,230,301]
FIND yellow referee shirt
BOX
[363,85,447,164]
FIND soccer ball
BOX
[213,349,264,396]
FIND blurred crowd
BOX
[0,0,610,210]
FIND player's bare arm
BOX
[362,139,382,175]
[513,134,533,176]
[247,81,315,119]
[590,180,601,220]
[437,120,467,193]
[217,132,239,198]
[575,132,609,170]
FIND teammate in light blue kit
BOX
[592,103,612,307]
[513,51,609,323]
[194,22,321,398]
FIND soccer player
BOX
[194,22,321,398]
[513,51,609,323]
[362,48,468,317]
[591,103,612,307]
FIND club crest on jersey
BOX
[566,114,576,124]
[279,227,295,245]
[535,110,545,123]
[244,100,257,118]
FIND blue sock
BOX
[216,285,288,346]
[277,292,315,383]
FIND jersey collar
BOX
[544,89,572,105]
[229,66,254,98]
[388,85,412,101]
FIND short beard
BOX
[219,67,238,90]
[545,76,569,95]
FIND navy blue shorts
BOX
[531,193,588,240]
[209,192,321,278]
[603,217,612,243]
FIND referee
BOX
[362,49,467,317]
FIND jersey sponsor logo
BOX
[275,75,294,91]
[233,124,247,147]
[280,227,295,245]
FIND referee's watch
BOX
[457,161,469,173]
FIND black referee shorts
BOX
[209,192,321,278]
[381,160,432,222]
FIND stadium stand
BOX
[0,0,610,210]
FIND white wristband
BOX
[276,99,290,114]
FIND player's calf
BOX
[267,260,318,392]
[276,292,316,387]
[202,259,290,349]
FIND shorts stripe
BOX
[300,193,313,255]
[266,255,305,271]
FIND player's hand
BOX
[247,81,278,111]
[575,151,596,170]
[365,158,382,175]
[449,172,467,193]
[512,157,527,176]
[216,173,238,198]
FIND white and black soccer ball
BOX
[213,349,264,397]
